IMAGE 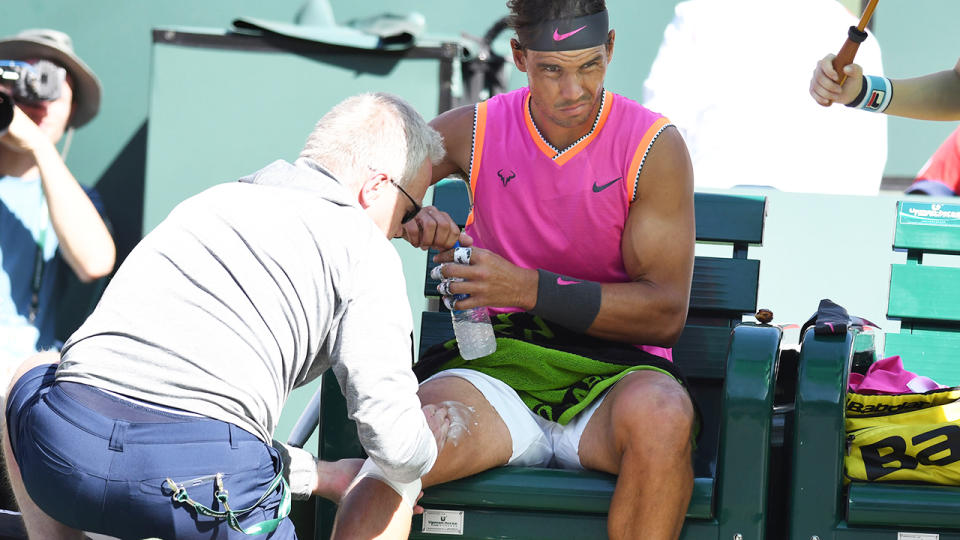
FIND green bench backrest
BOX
[421,180,766,478]
[885,200,960,385]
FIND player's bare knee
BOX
[613,373,694,442]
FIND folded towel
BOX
[415,312,687,426]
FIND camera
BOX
[0,89,13,134]
[0,60,65,133]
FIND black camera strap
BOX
[28,199,50,324]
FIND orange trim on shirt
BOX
[466,101,488,227]
[523,91,613,166]
[554,90,613,167]
[627,116,671,203]
[523,93,558,160]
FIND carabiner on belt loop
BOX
[165,477,188,503]
[215,472,233,513]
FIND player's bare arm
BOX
[428,104,475,184]
[592,126,695,345]
[883,56,960,120]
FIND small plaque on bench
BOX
[898,532,939,540]
[422,509,464,535]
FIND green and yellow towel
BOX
[414,312,689,426]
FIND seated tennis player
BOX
[332,1,698,539]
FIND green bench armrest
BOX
[714,323,781,539]
[790,327,860,539]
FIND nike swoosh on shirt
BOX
[557,277,582,286]
[592,177,622,192]
[553,26,587,41]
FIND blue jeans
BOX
[5,364,297,539]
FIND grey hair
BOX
[299,92,445,188]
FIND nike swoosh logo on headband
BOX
[553,26,587,41]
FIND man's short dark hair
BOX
[506,0,606,33]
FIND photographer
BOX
[0,29,115,376]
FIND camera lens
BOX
[19,60,64,103]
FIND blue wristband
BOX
[848,75,893,113]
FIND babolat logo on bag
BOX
[846,393,950,415]
[845,388,960,484]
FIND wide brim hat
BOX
[0,29,101,127]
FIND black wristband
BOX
[845,75,868,107]
[530,269,602,333]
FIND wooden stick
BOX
[833,0,880,85]
[856,0,879,32]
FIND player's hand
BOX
[421,403,450,453]
[432,246,538,311]
[399,206,465,251]
[810,54,864,107]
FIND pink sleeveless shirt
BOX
[463,87,674,361]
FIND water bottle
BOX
[450,293,497,360]
[433,243,497,360]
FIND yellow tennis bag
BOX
[845,388,960,484]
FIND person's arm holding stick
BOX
[809,0,960,120]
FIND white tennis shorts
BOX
[424,368,609,469]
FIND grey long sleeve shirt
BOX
[58,159,436,493]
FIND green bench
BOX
[789,200,960,540]
[316,180,781,540]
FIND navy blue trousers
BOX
[6,364,297,539]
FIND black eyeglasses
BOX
[390,179,421,224]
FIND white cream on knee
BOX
[437,400,477,447]
[422,400,478,450]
